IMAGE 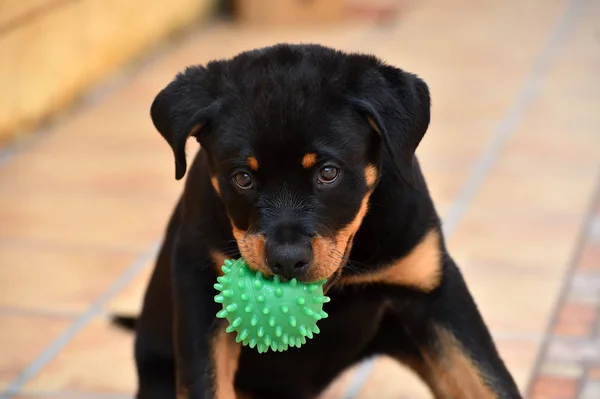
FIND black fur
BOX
[116,44,522,399]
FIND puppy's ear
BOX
[350,65,430,185]
[150,66,220,180]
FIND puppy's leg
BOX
[382,260,522,399]
[172,241,241,399]
[134,202,180,399]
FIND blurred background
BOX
[0,0,599,398]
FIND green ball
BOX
[213,258,330,353]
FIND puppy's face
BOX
[150,44,430,283]
[204,99,379,283]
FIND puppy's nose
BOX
[266,242,311,279]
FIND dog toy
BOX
[214,258,330,353]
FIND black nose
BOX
[266,242,311,279]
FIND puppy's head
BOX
[150,44,430,283]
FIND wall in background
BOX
[0,0,216,144]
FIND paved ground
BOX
[1,0,599,398]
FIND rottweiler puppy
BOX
[114,43,522,399]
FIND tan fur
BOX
[247,156,259,171]
[211,176,221,196]
[311,193,372,281]
[189,124,202,137]
[232,227,270,276]
[301,153,317,169]
[211,250,228,276]
[364,164,379,187]
[212,327,241,399]
[418,327,497,399]
[367,117,379,134]
[341,229,442,292]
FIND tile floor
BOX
[1,0,599,398]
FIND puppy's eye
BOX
[233,172,253,189]
[317,166,339,185]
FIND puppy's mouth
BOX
[321,232,354,293]
[323,268,343,293]
[234,232,353,293]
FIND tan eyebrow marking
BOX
[302,153,317,169]
[247,156,259,171]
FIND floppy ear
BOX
[350,65,430,185]
[150,66,220,180]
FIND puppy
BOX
[116,44,522,399]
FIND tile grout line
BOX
[342,0,584,397]
[576,365,591,398]
[0,242,160,399]
[524,173,600,398]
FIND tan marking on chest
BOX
[341,229,442,292]
[212,327,241,399]
[210,250,228,276]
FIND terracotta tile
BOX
[460,265,562,334]
[0,314,72,388]
[11,396,100,399]
[107,259,154,314]
[0,190,174,251]
[501,129,600,174]
[0,245,138,313]
[25,318,136,393]
[470,161,597,215]
[417,120,495,160]
[578,242,600,271]
[12,396,85,399]
[530,375,579,399]
[553,303,597,337]
[0,149,183,201]
[353,356,431,399]
[526,97,600,138]
[0,99,185,200]
[418,167,471,206]
[318,365,356,399]
[494,339,539,391]
[449,211,583,267]
[589,367,600,380]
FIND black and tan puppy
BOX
[115,44,522,399]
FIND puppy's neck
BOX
[348,157,441,272]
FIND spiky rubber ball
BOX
[213,258,330,353]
